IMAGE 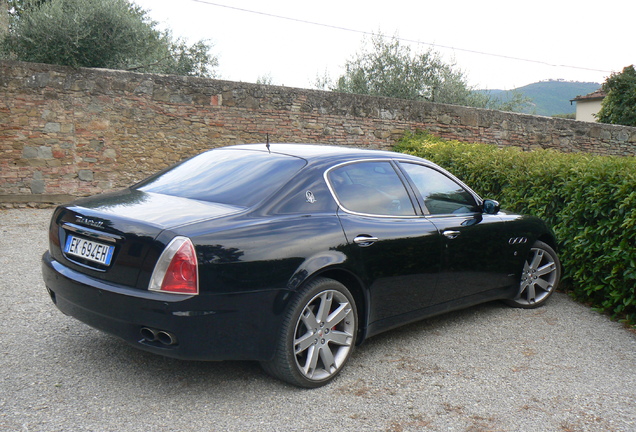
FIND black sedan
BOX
[42,144,560,388]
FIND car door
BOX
[397,162,517,305]
[326,160,442,328]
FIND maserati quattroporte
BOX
[42,144,560,387]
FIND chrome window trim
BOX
[395,160,485,212]
[324,158,486,219]
[324,158,420,219]
[396,160,484,199]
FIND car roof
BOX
[226,143,426,165]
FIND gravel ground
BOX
[1,208,635,432]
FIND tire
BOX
[261,277,358,388]
[505,240,561,309]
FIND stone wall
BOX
[2,60,636,206]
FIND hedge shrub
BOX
[395,131,636,325]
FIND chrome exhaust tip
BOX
[140,327,177,346]
[140,327,158,342]
[157,331,177,346]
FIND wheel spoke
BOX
[325,303,351,328]
[518,276,530,294]
[529,249,544,270]
[523,261,531,273]
[300,307,319,331]
[315,291,333,324]
[536,262,556,277]
[534,277,552,292]
[327,330,352,346]
[526,282,536,302]
[294,331,315,354]
[303,345,320,377]
[318,345,336,372]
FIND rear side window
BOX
[327,161,415,216]
[400,163,479,215]
[135,149,306,207]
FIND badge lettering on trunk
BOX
[76,216,104,228]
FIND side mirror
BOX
[482,199,500,215]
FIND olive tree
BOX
[1,0,218,77]
[5,0,49,17]
[596,65,636,126]
[328,33,487,107]
[322,32,531,112]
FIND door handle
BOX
[443,230,461,239]
[354,235,379,247]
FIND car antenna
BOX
[266,134,271,153]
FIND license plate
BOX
[64,235,114,266]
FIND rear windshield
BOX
[135,149,306,207]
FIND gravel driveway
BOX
[1,208,635,432]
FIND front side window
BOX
[400,163,480,215]
[327,161,415,216]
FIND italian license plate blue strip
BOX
[64,235,114,266]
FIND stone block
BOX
[22,146,38,159]
[43,122,61,133]
[30,179,45,194]
[78,170,93,181]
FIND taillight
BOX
[149,236,199,295]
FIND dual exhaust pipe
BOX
[140,327,178,346]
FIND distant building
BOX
[571,90,606,122]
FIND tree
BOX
[324,32,530,112]
[596,65,636,126]
[481,89,534,113]
[6,0,49,17]
[1,0,218,78]
[256,73,274,85]
[0,0,8,38]
[329,33,485,107]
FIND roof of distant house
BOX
[571,89,606,103]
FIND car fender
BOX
[287,251,350,291]
[284,250,371,345]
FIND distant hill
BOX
[478,80,601,116]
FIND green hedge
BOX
[395,131,636,325]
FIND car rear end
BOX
[42,146,312,361]
[42,189,275,360]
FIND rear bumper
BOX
[42,251,286,362]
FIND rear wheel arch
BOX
[313,269,367,344]
[287,257,369,344]
[262,276,360,387]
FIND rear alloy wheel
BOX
[506,240,561,308]
[262,278,357,388]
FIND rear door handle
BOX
[443,230,461,239]
[354,235,379,247]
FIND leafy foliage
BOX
[326,33,479,106]
[1,0,217,77]
[326,32,530,112]
[596,65,636,126]
[6,0,49,17]
[395,131,636,325]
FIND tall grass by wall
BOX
[395,132,636,324]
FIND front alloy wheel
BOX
[262,278,358,388]
[507,240,561,308]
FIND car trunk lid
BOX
[48,189,243,290]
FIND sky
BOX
[132,0,634,91]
